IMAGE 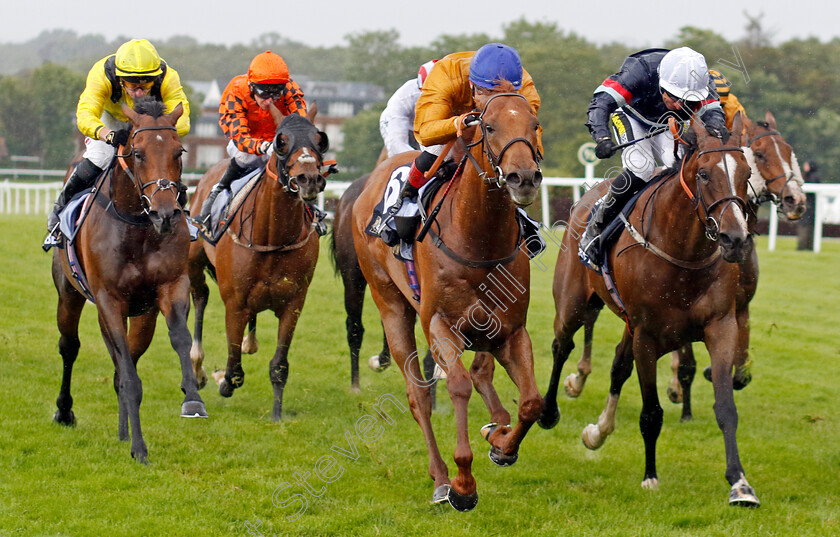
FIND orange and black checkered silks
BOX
[219,74,307,154]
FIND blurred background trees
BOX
[0,14,837,179]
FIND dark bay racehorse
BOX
[557,112,808,423]
[352,88,543,510]
[666,111,807,419]
[541,114,762,505]
[330,173,394,390]
[52,98,206,463]
[187,108,329,421]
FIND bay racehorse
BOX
[52,98,206,463]
[187,107,329,421]
[540,114,762,505]
[555,112,808,423]
[330,173,438,398]
[352,87,543,510]
[665,111,807,419]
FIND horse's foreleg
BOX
[675,345,696,421]
[270,297,307,421]
[485,328,542,468]
[705,316,759,506]
[159,277,207,419]
[539,337,573,430]
[342,271,366,390]
[188,256,210,390]
[124,311,158,439]
[96,293,147,463]
[565,309,599,398]
[733,305,752,391]
[219,304,249,398]
[427,315,477,511]
[470,352,509,426]
[53,269,85,427]
[241,316,258,354]
[583,332,634,451]
[632,332,663,490]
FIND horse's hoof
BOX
[181,401,208,418]
[537,406,560,430]
[680,414,693,423]
[368,355,390,372]
[641,477,659,490]
[196,368,208,390]
[666,384,683,404]
[703,366,712,382]
[563,374,582,398]
[219,379,235,398]
[480,423,518,467]
[131,449,149,465]
[447,487,479,512]
[734,373,752,390]
[582,423,604,450]
[729,475,760,507]
[431,484,450,504]
[350,384,361,394]
[53,409,76,427]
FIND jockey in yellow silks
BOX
[47,39,190,233]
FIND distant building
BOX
[182,78,384,171]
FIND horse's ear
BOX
[315,130,329,154]
[765,110,778,129]
[731,111,744,147]
[167,103,184,124]
[268,102,284,127]
[307,101,318,123]
[121,102,139,125]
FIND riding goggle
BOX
[121,80,155,92]
[251,83,284,99]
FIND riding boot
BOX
[580,170,645,264]
[47,159,102,233]
[197,158,246,228]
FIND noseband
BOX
[680,145,747,240]
[117,125,182,215]
[469,93,541,186]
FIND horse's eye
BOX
[755,152,765,161]
[486,125,495,134]
[134,151,145,162]
[698,170,710,183]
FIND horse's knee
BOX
[518,394,543,423]
[445,370,472,400]
[269,362,289,386]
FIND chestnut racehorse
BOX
[52,98,206,463]
[187,108,329,421]
[352,89,543,510]
[540,114,762,506]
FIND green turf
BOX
[1,214,838,536]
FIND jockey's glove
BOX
[461,112,481,128]
[595,137,617,159]
[258,141,272,155]
[105,127,131,148]
[400,181,419,200]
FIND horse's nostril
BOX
[506,173,521,185]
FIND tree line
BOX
[0,17,836,181]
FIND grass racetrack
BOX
[1,214,838,536]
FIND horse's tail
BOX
[328,224,339,278]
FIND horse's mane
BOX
[132,96,167,119]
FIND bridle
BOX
[265,129,336,194]
[116,125,182,215]
[465,93,541,187]
[746,128,801,207]
[679,144,748,241]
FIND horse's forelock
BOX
[487,80,518,94]
[132,96,166,119]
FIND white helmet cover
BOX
[659,47,710,101]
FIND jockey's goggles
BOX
[250,83,284,99]
[121,79,155,92]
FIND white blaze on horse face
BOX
[298,147,317,165]
[156,134,163,142]
[717,153,748,227]
[741,146,764,202]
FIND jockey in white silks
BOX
[379,60,437,158]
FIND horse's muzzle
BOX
[505,169,543,207]
[295,173,326,202]
[148,208,180,235]
[719,231,753,263]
